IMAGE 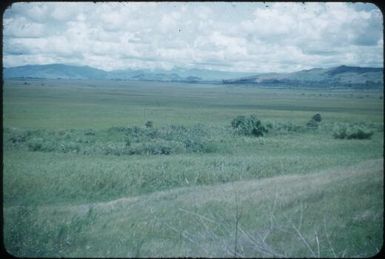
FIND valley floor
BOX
[3,80,383,257]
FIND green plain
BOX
[3,79,383,257]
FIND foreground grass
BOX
[4,128,382,207]
[4,159,383,257]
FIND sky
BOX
[3,2,383,73]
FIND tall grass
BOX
[4,159,382,257]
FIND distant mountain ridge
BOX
[223,65,383,88]
[3,64,108,80]
[3,64,254,83]
[3,64,383,88]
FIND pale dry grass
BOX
[4,158,382,257]
[7,158,380,216]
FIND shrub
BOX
[333,124,373,139]
[231,115,268,137]
[27,138,45,151]
[312,113,322,122]
[8,134,27,144]
[183,138,206,153]
[306,113,322,128]
[347,129,373,139]
[145,121,153,128]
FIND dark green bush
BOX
[347,129,373,139]
[184,139,205,153]
[5,128,33,147]
[27,138,51,152]
[333,124,373,139]
[231,115,268,137]
[312,113,322,122]
[9,134,27,144]
[306,113,322,128]
[145,121,153,128]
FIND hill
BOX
[3,64,108,80]
[223,65,383,88]
[3,64,253,83]
[4,64,383,88]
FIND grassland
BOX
[3,79,383,257]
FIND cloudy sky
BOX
[3,2,383,73]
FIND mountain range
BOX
[3,64,254,83]
[223,65,383,88]
[3,64,383,88]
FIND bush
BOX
[306,113,322,128]
[231,115,268,137]
[8,134,27,144]
[312,113,322,122]
[333,124,373,139]
[145,121,153,128]
[27,138,52,152]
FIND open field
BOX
[3,79,384,257]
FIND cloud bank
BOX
[3,2,383,73]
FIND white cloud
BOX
[4,17,46,38]
[3,2,383,72]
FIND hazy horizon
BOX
[3,62,384,74]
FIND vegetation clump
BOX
[333,124,373,139]
[231,115,268,137]
[312,113,322,122]
[4,125,216,156]
[145,121,153,128]
[84,129,95,136]
[306,113,322,128]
